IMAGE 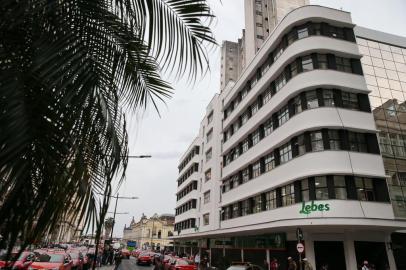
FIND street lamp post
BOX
[109,194,138,241]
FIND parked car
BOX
[68,252,84,270]
[0,252,36,270]
[136,252,153,266]
[166,259,196,270]
[29,252,73,270]
[121,249,130,259]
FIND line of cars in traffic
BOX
[0,247,93,270]
[131,250,196,270]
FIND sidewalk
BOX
[96,265,115,270]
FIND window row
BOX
[177,181,198,201]
[222,129,381,193]
[221,175,389,221]
[223,87,371,151]
[223,52,364,143]
[174,218,196,232]
[175,199,197,216]
[223,22,357,119]
[178,146,200,172]
[379,132,406,158]
[177,163,199,187]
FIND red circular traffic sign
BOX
[296,243,305,253]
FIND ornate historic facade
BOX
[123,213,174,250]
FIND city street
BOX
[118,257,153,270]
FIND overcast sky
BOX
[108,0,406,237]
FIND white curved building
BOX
[174,5,406,270]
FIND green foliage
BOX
[0,0,215,251]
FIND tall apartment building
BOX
[244,0,309,63]
[174,5,406,270]
[220,41,243,91]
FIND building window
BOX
[252,160,261,178]
[241,111,249,125]
[311,131,324,151]
[242,138,249,153]
[253,195,263,214]
[264,152,275,172]
[203,213,209,225]
[280,143,292,164]
[264,119,273,137]
[205,169,211,182]
[317,54,328,69]
[294,95,302,114]
[306,90,319,109]
[328,130,341,150]
[266,190,277,210]
[232,203,239,217]
[251,102,260,115]
[323,89,335,107]
[263,88,272,104]
[252,129,260,146]
[355,177,375,201]
[206,129,213,143]
[302,56,314,72]
[241,200,250,216]
[297,134,306,156]
[205,148,212,162]
[297,27,309,39]
[301,179,310,202]
[333,176,347,199]
[207,112,213,124]
[203,191,210,204]
[315,176,329,200]
[242,167,250,183]
[342,92,359,110]
[348,132,367,152]
[281,183,295,206]
[336,56,352,72]
[278,106,289,126]
[231,174,240,189]
[275,74,286,92]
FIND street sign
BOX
[296,243,305,253]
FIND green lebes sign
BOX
[299,201,330,214]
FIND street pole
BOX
[110,193,119,241]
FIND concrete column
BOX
[303,234,315,268]
[241,249,244,262]
[385,234,397,270]
[343,234,357,270]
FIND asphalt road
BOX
[118,257,153,270]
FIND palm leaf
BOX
[0,0,216,253]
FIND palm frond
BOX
[0,0,216,252]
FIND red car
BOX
[136,252,153,266]
[68,252,84,270]
[0,252,36,270]
[121,249,130,259]
[29,252,73,270]
[167,259,196,270]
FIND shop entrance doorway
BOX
[354,241,388,270]
[314,241,346,270]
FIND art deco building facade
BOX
[174,4,406,270]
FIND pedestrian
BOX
[302,258,313,270]
[194,253,201,268]
[114,251,122,270]
[287,257,297,270]
[270,258,279,270]
[154,257,164,270]
[361,260,369,270]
